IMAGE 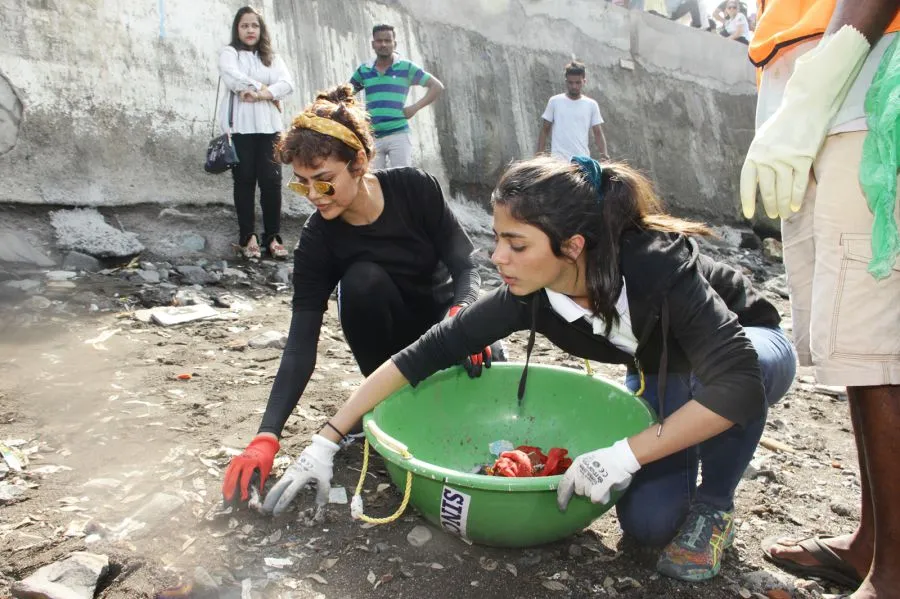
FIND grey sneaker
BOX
[656,503,736,581]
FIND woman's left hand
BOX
[240,89,259,103]
[556,439,641,511]
[261,434,339,516]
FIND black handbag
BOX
[204,79,239,174]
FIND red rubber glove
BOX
[447,304,492,378]
[222,435,280,503]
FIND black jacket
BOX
[393,229,781,426]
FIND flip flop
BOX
[761,535,863,588]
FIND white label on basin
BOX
[439,486,471,538]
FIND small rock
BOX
[767,590,791,599]
[134,270,160,284]
[248,331,287,350]
[763,274,789,298]
[478,557,498,571]
[0,482,26,504]
[0,229,54,266]
[743,457,768,480]
[406,525,432,547]
[45,270,77,281]
[222,268,248,280]
[739,231,763,250]
[11,552,109,599]
[140,261,157,271]
[271,266,292,285]
[62,251,102,272]
[174,289,208,306]
[174,265,219,286]
[742,570,795,593]
[568,544,583,558]
[795,579,825,594]
[830,502,854,517]
[615,576,641,591]
[762,238,783,261]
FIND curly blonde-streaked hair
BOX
[276,84,375,173]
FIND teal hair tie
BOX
[571,155,604,206]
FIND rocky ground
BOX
[0,209,863,599]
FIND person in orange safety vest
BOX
[741,1,900,596]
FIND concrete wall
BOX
[0,0,757,223]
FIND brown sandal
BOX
[761,535,863,588]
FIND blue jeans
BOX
[616,326,797,546]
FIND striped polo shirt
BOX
[350,56,431,138]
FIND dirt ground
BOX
[0,251,862,599]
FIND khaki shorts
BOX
[782,131,900,387]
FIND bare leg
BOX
[850,384,900,598]
[768,389,874,580]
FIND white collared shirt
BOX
[545,280,638,355]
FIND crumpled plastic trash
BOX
[485,445,573,477]
[860,35,899,279]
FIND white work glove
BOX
[740,25,870,220]
[557,439,641,511]
[261,434,339,516]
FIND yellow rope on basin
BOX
[351,438,413,524]
[584,359,594,376]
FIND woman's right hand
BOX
[239,89,259,103]
[222,434,280,505]
[261,434,340,516]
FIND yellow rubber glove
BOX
[740,26,871,220]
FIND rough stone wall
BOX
[0,0,757,223]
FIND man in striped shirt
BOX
[350,24,445,169]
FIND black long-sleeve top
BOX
[392,229,782,426]
[257,168,480,437]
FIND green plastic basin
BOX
[361,363,656,548]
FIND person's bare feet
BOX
[768,533,870,582]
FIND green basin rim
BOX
[361,363,652,493]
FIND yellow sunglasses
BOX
[287,160,351,197]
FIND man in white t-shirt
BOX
[536,61,608,161]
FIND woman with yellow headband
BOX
[222,84,502,509]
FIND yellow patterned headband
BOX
[291,113,364,152]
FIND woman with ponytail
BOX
[222,84,502,514]
[264,155,797,582]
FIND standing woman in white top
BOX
[219,6,294,259]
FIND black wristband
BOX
[323,421,347,442]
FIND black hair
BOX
[492,157,711,331]
[372,24,395,38]
[229,6,274,66]
[564,60,586,78]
